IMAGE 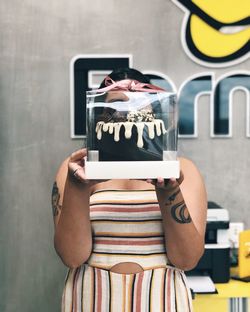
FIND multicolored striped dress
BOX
[61,189,193,312]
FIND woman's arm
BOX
[52,149,93,268]
[155,157,207,271]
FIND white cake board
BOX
[85,160,180,179]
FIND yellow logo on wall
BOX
[173,0,250,67]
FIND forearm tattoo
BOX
[164,187,191,224]
[51,182,62,217]
[165,188,181,205]
[170,201,191,224]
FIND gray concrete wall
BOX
[0,0,249,311]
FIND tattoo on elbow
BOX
[51,182,62,217]
[170,201,191,224]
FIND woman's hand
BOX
[146,171,184,191]
[68,148,107,186]
[68,148,88,183]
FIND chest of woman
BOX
[87,189,168,270]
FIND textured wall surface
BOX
[0,0,249,311]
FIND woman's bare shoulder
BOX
[178,156,206,186]
[178,157,200,173]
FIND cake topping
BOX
[127,110,155,122]
[96,118,167,148]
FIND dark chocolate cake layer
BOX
[97,126,163,161]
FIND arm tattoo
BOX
[51,182,62,217]
[165,188,181,206]
[170,201,191,224]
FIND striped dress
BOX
[61,189,193,312]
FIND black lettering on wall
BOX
[72,56,131,137]
[179,75,212,136]
[213,74,250,136]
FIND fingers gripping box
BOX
[85,90,179,179]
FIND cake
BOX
[95,109,167,161]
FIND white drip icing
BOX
[109,124,114,134]
[114,123,122,142]
[124,122,134,139]
[147,123,155,139]
[96,120,167,148]
[136,123,145,148]
[96,122,103,140]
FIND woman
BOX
[52,68,207,311]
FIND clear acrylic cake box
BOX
[85,90,179,179]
